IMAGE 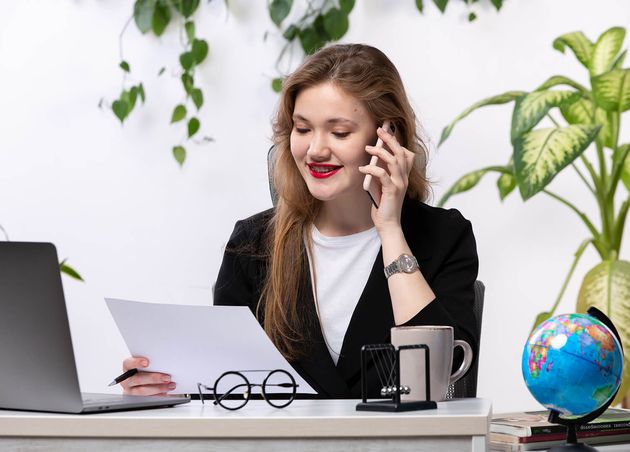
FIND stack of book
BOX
[490,408,630,451]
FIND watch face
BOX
[401,255,415,272]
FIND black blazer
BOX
[214,197,479,398]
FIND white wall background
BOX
[1,0,629,413]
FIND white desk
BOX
[0,398,491,452]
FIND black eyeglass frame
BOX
[197,369,298,410]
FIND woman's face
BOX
[290,82,377,203]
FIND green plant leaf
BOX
[174,0,200,18]
[119,60,130,72]
[158,67,166,76]
[497,171,516,201]
[299,25,326,55]
[535,75,588,93]
[191,88,203,109]
[179,51,194,71]
[59,260,84,282]
[112,99,129,123]
[138,83,146,103]
[152,1,171,36]
[559,97,592,125]
[490,0,502,10]
[181,73,194,94]
[618,144,630,191]
[590,27,626,77]
[185,20,195,41]
[592,69,630,112]
[612,49,627,70]
[511,90,581,141]
[269,0,292,27]
[272,77,283,93]
[432,0,448,13]
[576,259,630,406]
[127,87,139,111]
[134,0,156,34]
[171,104,187,123]
[192,39,209,64]
[513,125,601,200]
[439,91,526,146]
[437,166,509,207]
[560,99,614,149]
[415,0,424,12]
[339,0,355,14]
[173,145,186,166]
[188,117,200,137]
[552,31,594,69]
[612,143,630,188]
[282,24,299,41]
[468,12,477,22]
[120,90,136,116]
[323,8,348,41]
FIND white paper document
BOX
[105,298,316,394]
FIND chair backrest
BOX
[445,280,485,399]
[268,145,484,398]
[268,146,279,206]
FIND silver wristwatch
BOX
[384,253,419,279]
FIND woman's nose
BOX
[306,133,331,160]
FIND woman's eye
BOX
[295,127,310,134]
[333,132,350,138]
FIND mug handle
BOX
[449,340,474,385]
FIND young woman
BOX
[122,44,479,398]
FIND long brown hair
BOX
[261,44,430,360]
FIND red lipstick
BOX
[307,163,342,179]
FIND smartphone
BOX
[363,120,394,208]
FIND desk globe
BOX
[522,309,624,451]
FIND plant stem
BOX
[543,189,606,258]
[579,154,601,191]
[118,14,134,88]
[0,224,8,241]
[548,238,593,315]
[547,113,561,127]
[572,163,596,194]
[613,197,630,253]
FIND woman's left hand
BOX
[359,126,415,233]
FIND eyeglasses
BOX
[196,369,298,410]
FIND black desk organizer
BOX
[355,343,438,412]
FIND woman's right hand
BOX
[121,356,176,396]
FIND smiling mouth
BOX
[307,163,342,179]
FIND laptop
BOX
[0,241,190,413]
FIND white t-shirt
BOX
[308,226,382,365]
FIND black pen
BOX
[108,368,138,387]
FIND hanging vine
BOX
[268,0,504,91]
[104,0,504,164]
[105,0,210,166]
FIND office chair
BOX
[267,146,484,399]
[445,280,485,399]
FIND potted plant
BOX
[438,26,630,405]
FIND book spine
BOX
[521,420,630,437]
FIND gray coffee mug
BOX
[390,325,473,402]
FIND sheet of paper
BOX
[105,298,316,394]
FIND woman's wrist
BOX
[379,226,410,264]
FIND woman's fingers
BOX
[127,382,177,396]
[128,371,172,387]
[120,356,176,395]
[123,356,149,371]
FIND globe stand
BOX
[546,307,623,452]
